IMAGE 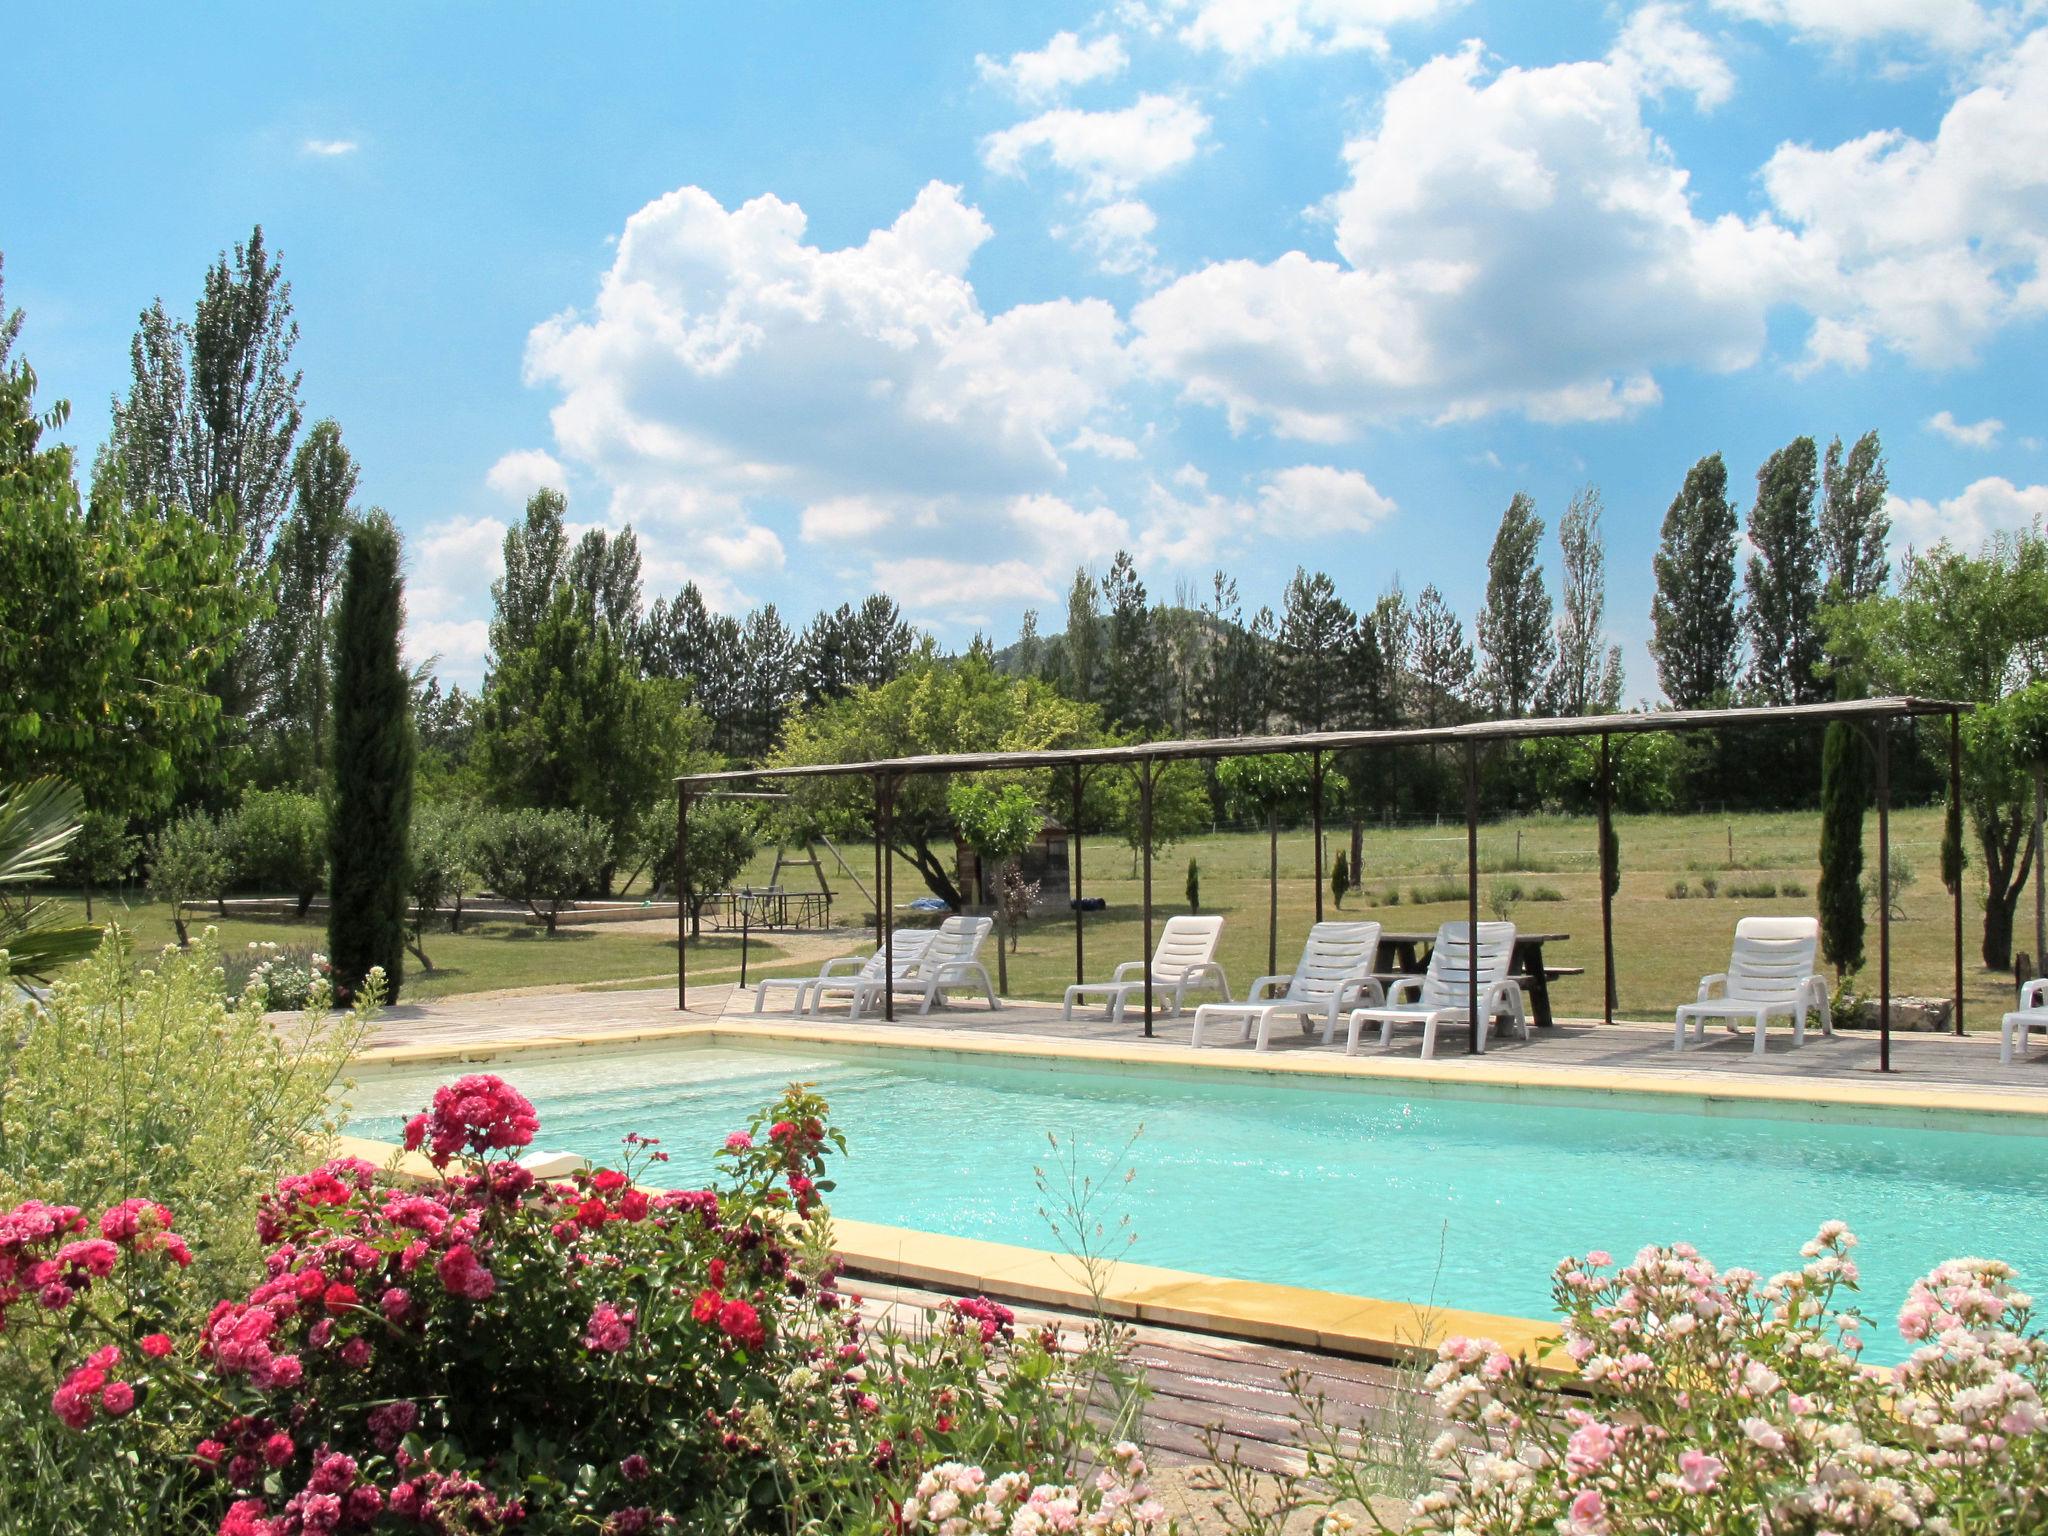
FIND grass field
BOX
[741,804,2032,1028]
[33,896,783,1004]
[41,804,2031,1023]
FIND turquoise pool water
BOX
[344,1043,2048,1363]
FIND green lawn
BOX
[745,803,2026,1029]
[37,894,782,1004]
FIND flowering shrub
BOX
[1411,1224,2048,1534]
[7,1071,1170,1535]
[228,942,334,1012]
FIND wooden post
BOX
[676,785,690,1010]
[1267,806,1279,978]
[1071,764,1085,986]
[872,779,885,953]
[1599,732,1615,1026]
[1877,718,1892,1073]
[2034,763,2045,971]
[1952,711,1966,1037]
[1465,740,1480,1056]
[1141,765,1156,1037]
[1311,749,1325,924]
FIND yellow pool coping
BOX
[326,1127,1564,1371]
[338,1016,2048,1372]
[349,1016,2048,1127]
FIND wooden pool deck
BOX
[358,981,2048,1099]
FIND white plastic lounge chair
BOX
[1063,915,1231,1024]
[2001,979,2048,1064]
[1189,921,1385,1051]
[752,929,932,1016]
[1345,922,1523,1059]
[1673,916,1829,1056]
[846,915,999,1017]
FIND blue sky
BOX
[7,1,2045,695]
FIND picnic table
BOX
[1374,930,1580,1029]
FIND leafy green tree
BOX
[0,778,101,980]
[258,419,361,788]
[1061,567,1102,706]
[1276,568,1357,732]
[634,800,760,938]
[1098,551,1158,734]
[1826,530,2048,968]
[106,226,302,590]
[1547,486,1623,716]
[947,781,1040,995]
[1817,722,1868,981]
[472,807,608,935]
[233,789,328,916]
[406,800,477,970]
[489,488,570,663]
[1477,492,1554,718]
[58,809,139,921]
[1,314,251,822]
[327,512,414,999]
[1217,754,1347,976]
[147,811,233,947]
[1650,453,1742,708]
[566,524,643,646]
[775,653,1096,907]
[1745,437,1825,704]
[1821,430,1890,607]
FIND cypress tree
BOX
[1817,721,1867,982]
[328,511,414,1000]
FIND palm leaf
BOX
[0,777,87,886]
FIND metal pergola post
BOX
[1952,710,1966,1036]
[1311,749,1325,924]
[675,785,690,1010]
[1599,732,1615,1026]
[1140,764,1156,1037]
[1071,764,1086,986]
[1877,718,1892,1073]
[1464,740,1480,1056]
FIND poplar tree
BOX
[1062,567,1101,706]
[489,488,569,662]
[1745,436,1825,704]
[1650,453,1742,708]
[261,419,361,788]
[1821,430,1891,606]
[1547,486,1624,716]
[1477,492,1554,718]
[327,512,414,1000]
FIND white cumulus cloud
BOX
[977,31,1129,102]
[1611,3,1737,107]
[1066,198,1170,281]
[982,94,1211,201]
[1926,410,2005,448]
[1133,39,1795,434]
[301,138,358,157]
[1709,0,2006,54]
[800,496,895,542]
[1256,464,1397,535]
[1175,0,1459,62]
[520,180,1130,587]
[1891,476,2048,552]
[484,448,567,502]
[404,514,510,685]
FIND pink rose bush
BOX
[8,1074,1167,1536]
[1412,1223,2048,1533]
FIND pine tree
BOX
[1411,584,1474,729]
[1821,430,1890,606]
[1010,609,1043,680]
[1650,453,1742,708]
[327,512,414,1001]
[1547,486,1623,716]
[1276,567,1357,731]
[1098,551,1157,733]
[1477,492,1554,718]
[1745,436,1825,705]
[1365,581,1410,728]
[1817,720,1868,981]
[740,604,799,757]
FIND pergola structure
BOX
[677,696,1970,1071]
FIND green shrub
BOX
[1668,878,1693,900]
[1781,878,1810,899]
[1409,878,1465,905]
[407,800,477,968]
[472,806,608,934]
[1702,874,1720,898]
[1380,885,1402,906]
[1725,878,1780,900]
[1525,883,1565,901]
[145,812,233,944]
[230,788,328,915]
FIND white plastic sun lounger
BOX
[1673,916,1829,1057]
[2001,979,2048,1064]
[1345,921,1523,1058]
[846,914,999,1017]
[752,928,933,1016]
[1189,920,1384,1051]
[1063,915,1231,1024]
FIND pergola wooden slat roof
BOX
[674,696,1966,787]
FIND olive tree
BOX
[471,807,607,935]
[947,780,1040,996]
[147,811,233,946]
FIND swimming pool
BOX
[343,1039,2048,1364]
